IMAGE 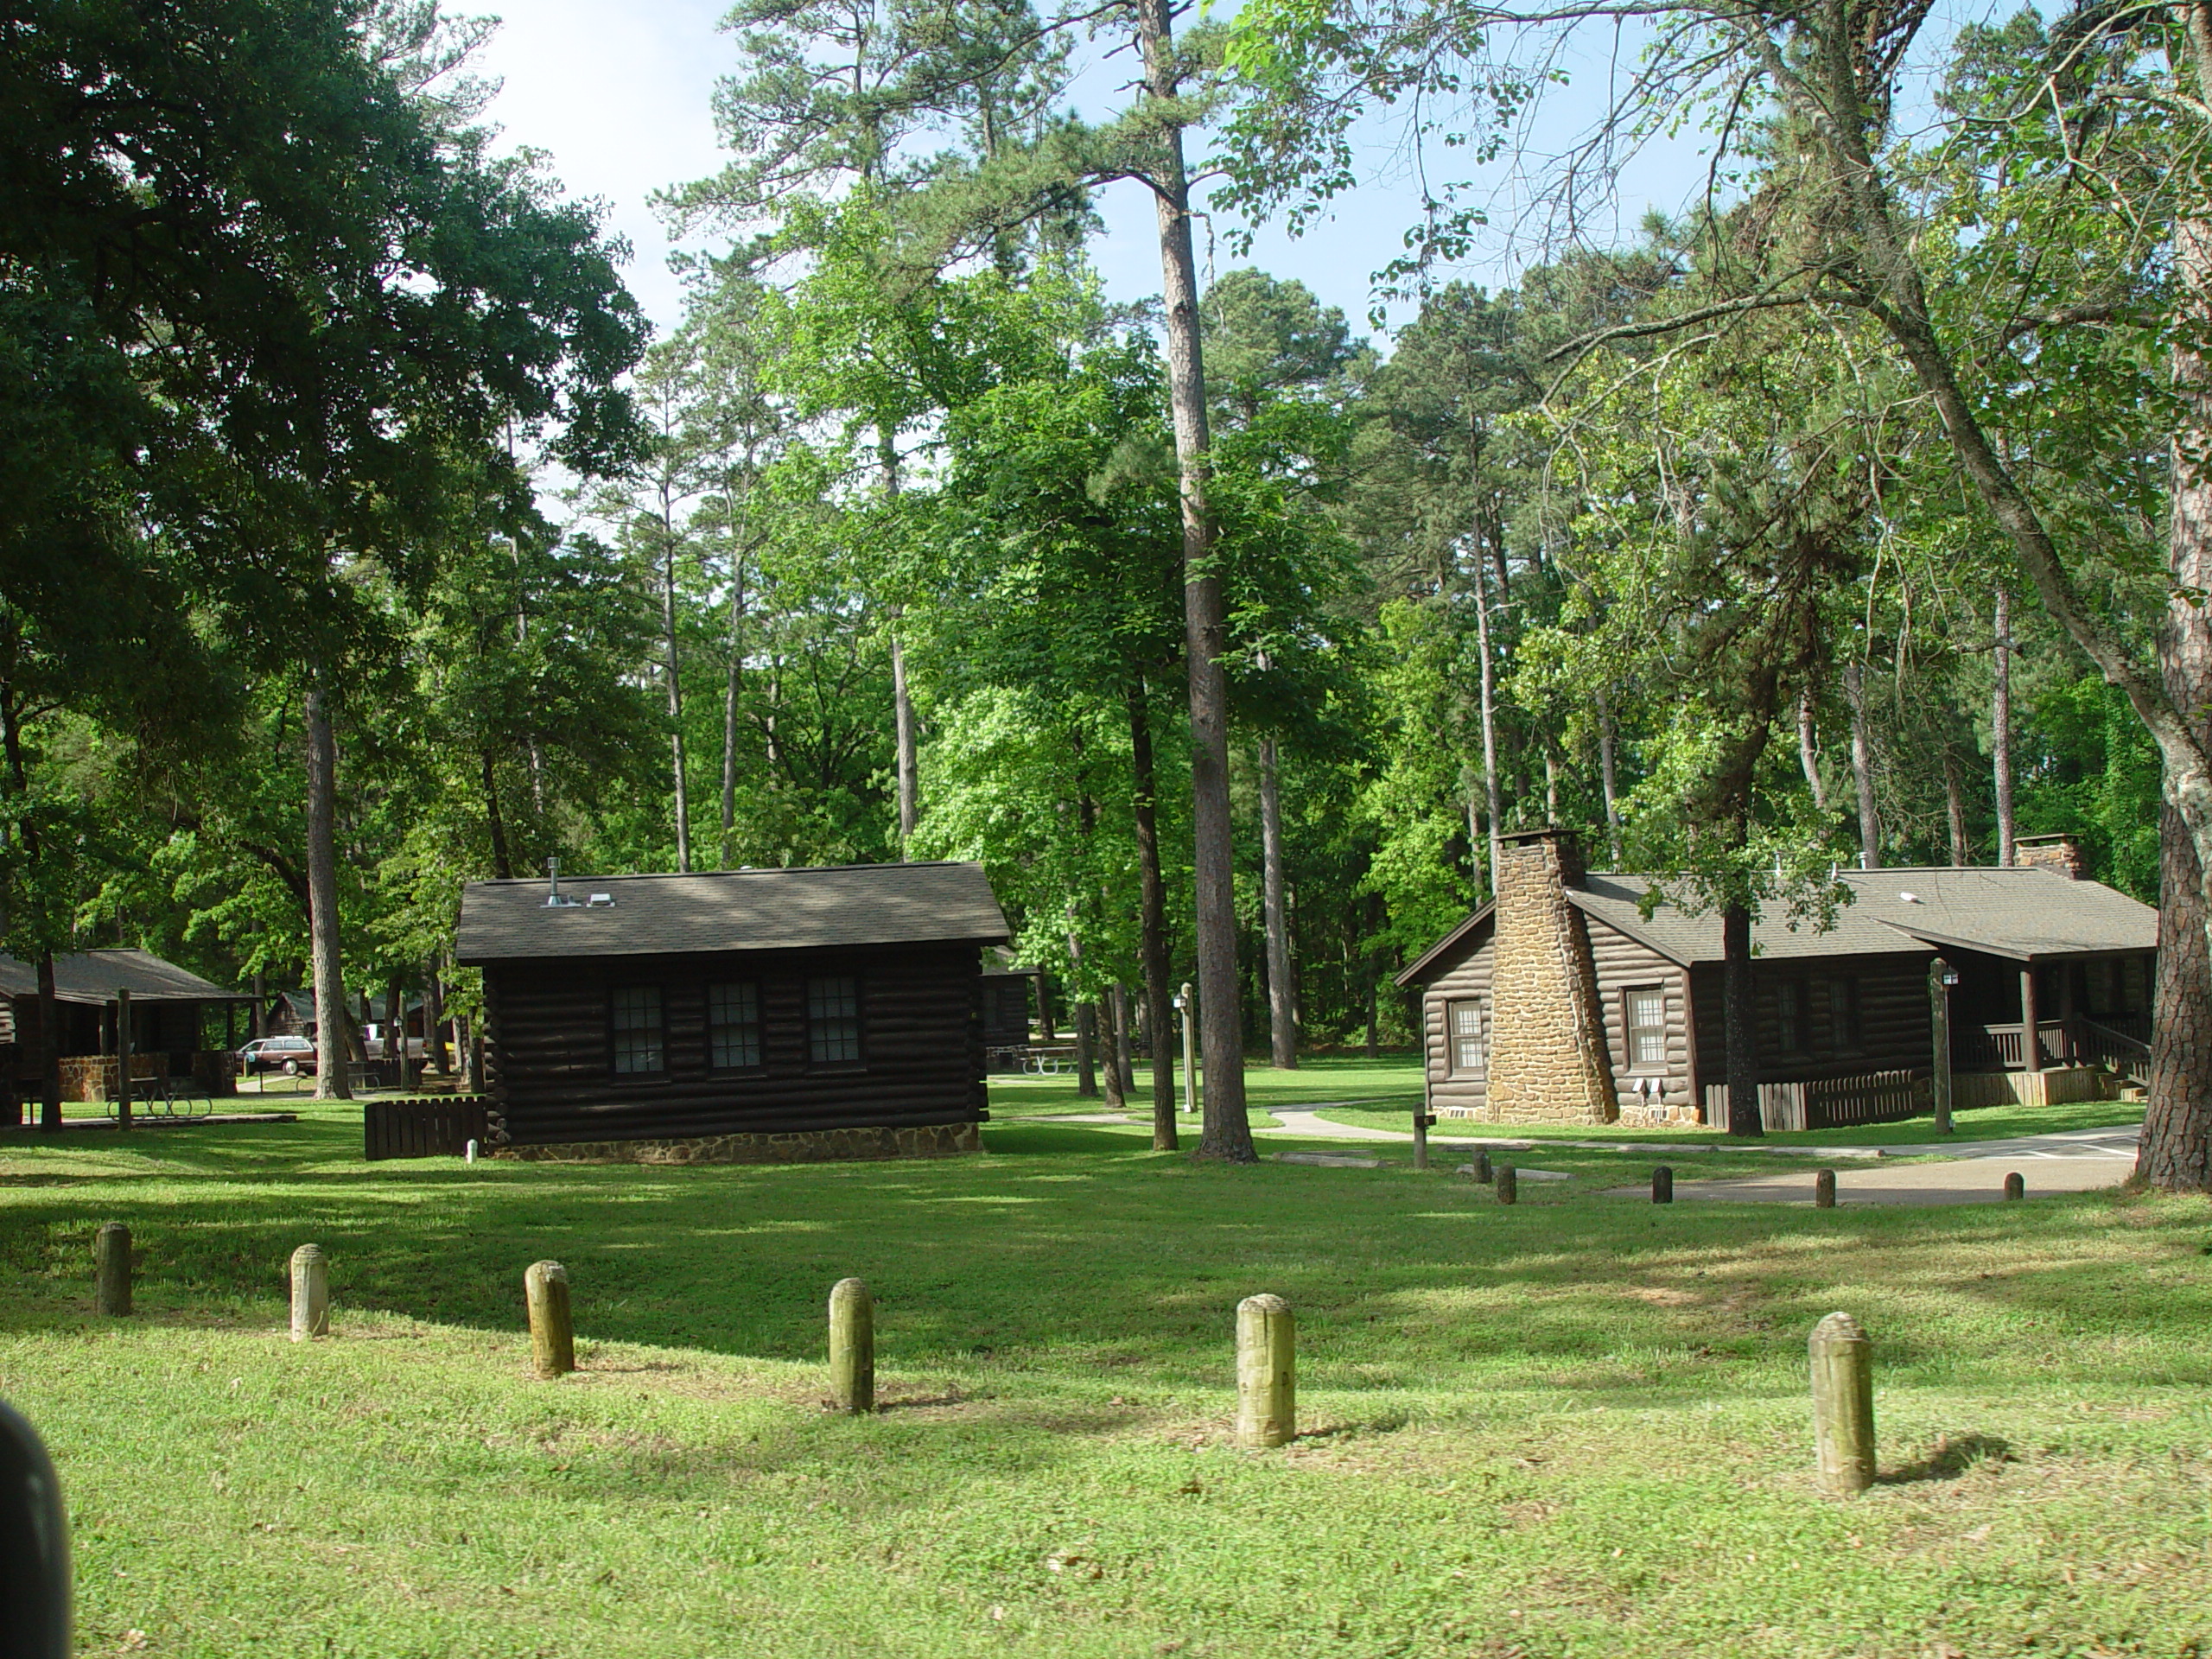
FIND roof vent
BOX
[1898,891,1921,904]
[543,857,582,908]
[587,893,614,906]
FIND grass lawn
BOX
[988,1053,1432,1131]
[3,1101,2209,1657]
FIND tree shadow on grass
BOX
[1879,1433,2015,1483]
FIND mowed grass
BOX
[1,1099,2209,1658]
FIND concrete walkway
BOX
[1036,1105,2144,1203]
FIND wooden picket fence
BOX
[364,1095,491,1161]
[1702,1068,1929,1132]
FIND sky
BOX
[470,0,1717,348]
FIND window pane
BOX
[709,982,762,1071]
[808,976,861,1064]
[1446,1000,1484,1074]
[1627,988,1665,1067]
[612,987,663,1075]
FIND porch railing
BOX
[1957,1020,2080,1071]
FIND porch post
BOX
[2018,964,2041,1072]
[2057,963,2075,1065]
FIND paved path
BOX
[1038,1106,2143,1205]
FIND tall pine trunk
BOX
[1798,688,1829,814]
[1722,899,1760,1136]
[1993,587,2016,866]
[2144,201,2212,1192]
[663,537,691,872]
[881,431,918,856]
[1472,563,1504,880]
[304,677,352,1102]
[1260,738,1296,1068]
[1128,677,1177,1150]
[722,552,746,868]
[1136,0,1249,1159]
[1597,686,1624,863]
[1845,660,1880,868]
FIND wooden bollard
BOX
[1653,1166,1674,1204]
[829,1277,874,1414]
[524,1260,574,1378]
[289,1243,329,1341]
[94,1222,130,1317]
[1808,1311,1876,1495]
[2003,1172,2024,1201]
[1495,1165,1517,1205]
[1235,1294,1294,1448]
[1815,1169,1837,1209]
[1471,1148,1492,1184]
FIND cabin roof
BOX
[454,861,1012,964]
[1397,865,2157,986]
[0,949,235,1006]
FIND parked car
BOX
[237,1035,317,1076]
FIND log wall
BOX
[1689,952,1935,1090]
[484,944,986,1146]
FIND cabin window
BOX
[1624,987,1667,1069]
[807,976,863,1065]
[1828,976,1863,1054]
[708,982,764,1071]
[1445,999,1485,1075]
[1774,979,1808,1055]
[610,987,664,1076]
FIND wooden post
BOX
[828,1277,874,1414]
[94,1222,130,1316]
[1413,1107,1433,1170]
[1470,1147,1492,1184]
[1808,1311,1877,1495]
[1652,1166,1674,1204]
[2019,964,2042,1072]
[2003,1171,2024,1200]
[524,1260,573,1378]
[1929,957,1954,1136]
[289,1243,329,1340]
[1495,1165,1517,1205]
[1815,1168,1837,1209]
[1234,1294,1294,1448]
[115,987,132,1131]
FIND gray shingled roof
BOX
[1399,865,2156,985]
[454,861,1011,964]
[0,949,236,1005]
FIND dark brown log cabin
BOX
[0,950,250,1117]
[1397,830,2157,1129]
[454,861,1011,1161]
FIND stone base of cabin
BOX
[493,1120,984,1166]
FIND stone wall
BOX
[493,1120,983,1166]
[1485,831,1618,1125]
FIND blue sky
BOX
[473,0,1734,348]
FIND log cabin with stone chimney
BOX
[1396,830,2157,1131]
[455,861,1010,1163]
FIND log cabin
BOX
[454,861,1012,1162]
[1397,829,2158,1131]
[0,950,251,1116]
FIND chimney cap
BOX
[1498,825,1581,846]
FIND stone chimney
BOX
[1486,829,1618,1124]
[2013,833,2086,880]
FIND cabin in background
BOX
[1397,830,2158,1131]
[455,861,1011,1163]
[980,948,1040,1070]
[0,950,251,1115]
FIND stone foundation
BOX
[493,1120,984,1166]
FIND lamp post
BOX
[1929,957,1959,1135]
[1174,981,1197,1116]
